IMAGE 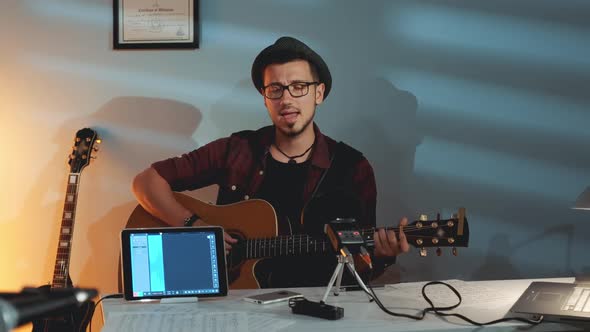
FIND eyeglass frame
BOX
[261,81,320,100]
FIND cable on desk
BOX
[88,293,123,332]
[365,270,544,326]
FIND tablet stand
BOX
[160,297,199,304]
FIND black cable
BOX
[365,269,544,326]
[88,293,123,332]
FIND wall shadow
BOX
[74,96,204,294]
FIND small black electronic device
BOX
[120,226,228,301]
[289,297,344,320]
[324,218,365,254]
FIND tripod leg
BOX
[321,262,344,303]
[334,261,345,296]
[344,262,372,300]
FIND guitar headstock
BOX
[406,207,469,257]
[68,128,100,173]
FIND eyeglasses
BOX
[262,82,319,100]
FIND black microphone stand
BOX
[0,287,97,331]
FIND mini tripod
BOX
[321,247,372,303]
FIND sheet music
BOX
[248,312,296,331]
[102,311,295,332]
[102,312,246,332]
[383,279,520,309]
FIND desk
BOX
[101,277,584,331]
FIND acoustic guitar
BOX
[32,128,100,332]
[125,192,470,289]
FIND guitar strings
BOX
[237,227,457,245]
[234,224,461,258]
[237,233,458,258]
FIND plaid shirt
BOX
[152,124,377,229]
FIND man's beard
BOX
[277,107,315,138]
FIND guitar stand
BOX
[321,247,372,304]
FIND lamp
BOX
[572,187,590,210]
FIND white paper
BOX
[102,311,247,332]
[102,311,296,332]
[384,279,518,309]
[248,313,296,331]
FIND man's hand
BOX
[195,220,237,254]
[373,217,410,257]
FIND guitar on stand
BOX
[32,128,101,332]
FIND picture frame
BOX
[113,0,199,49]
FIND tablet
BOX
[120,226,228,301]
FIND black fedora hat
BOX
[251,36,332,99]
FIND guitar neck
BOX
[243,235,332,259]
[51,173,81,288]
[242,221,465,260]
[242,228,382,260]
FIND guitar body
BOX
[126,192,279,289]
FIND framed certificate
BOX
[114,0,199,49]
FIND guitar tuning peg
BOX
[419,247,427,257]
[452,247,458,256]
[95,139,102,144]
[93,147,99,152]
[436,248,442,256]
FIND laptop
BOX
[509,281,590,323]
[120,226,228,301]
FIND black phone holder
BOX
[324,218,365,254]
[322,218,372,298]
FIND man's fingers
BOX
[375,228,392,254]
[224,232,238,243]
[386,229,398,247]
[400,217,408,227]
[373,219,413,256]
[224,232,237,254]
[398,217,410,253]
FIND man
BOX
[132,36,409,288]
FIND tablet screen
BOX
[121,226,228,300]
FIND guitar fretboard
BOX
[51,173,80,288]
[240,223,458,260]
[243,235,330,259]
[241,228,392,259]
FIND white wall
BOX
[1,0,590,326]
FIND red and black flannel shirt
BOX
[152,124,377,229]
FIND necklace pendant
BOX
[288,159,297,164]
